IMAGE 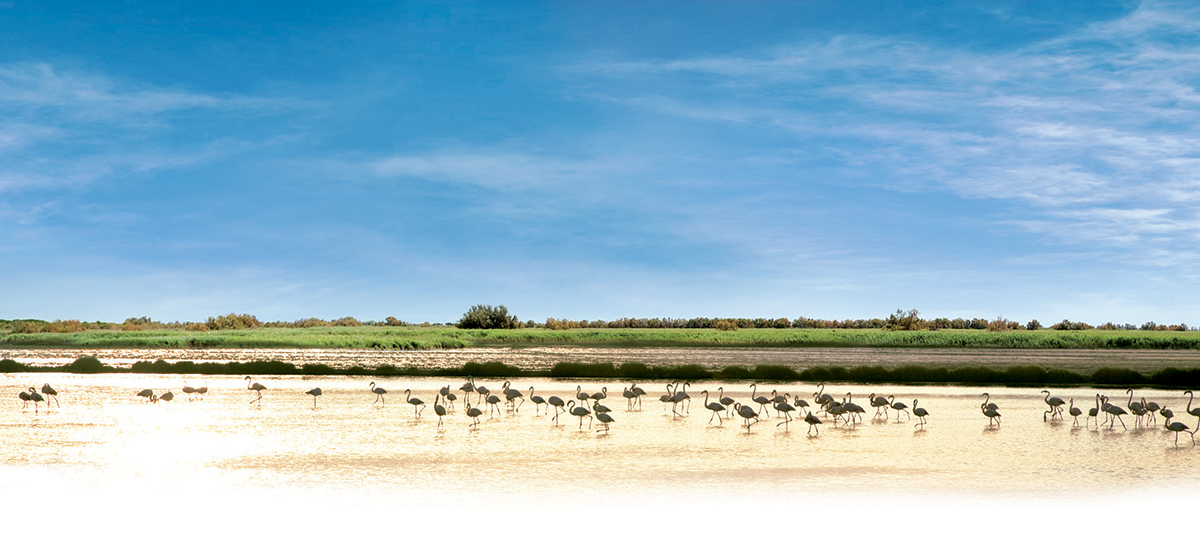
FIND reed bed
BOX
[4,356,1199,388]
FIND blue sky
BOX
[2,0,1198,325]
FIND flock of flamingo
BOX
[14,376,1200,444]
[1016,388,1200,445]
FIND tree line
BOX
[1,307,1192,334]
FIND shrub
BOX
[459,361,522,378]
[457,305,522,330]
[1027,319,1043,330]
[713,320,738,331]
[206,313,262,330]
[987,317,1018,332]
[751,365,800,380]
[549,362,617,378]
[719,366,754,379]
[618,362,655,379]
[1091,367,1146,386]
[886,309,925,331]
[65,355,107,373]
[0,359,29,372]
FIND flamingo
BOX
[825,400,848,426]
[792,395,810,414]
[913,399,929,427]
[701,389,726,425]
[305,387,322,407]
[576,385,590,402]
[622,386,637,410]
[181,381,196,401]
[659,383,675,411]
[369,382,387,406]
[547,395,566,424]
[159,390,175,403]
[770,390,789,416]
[195,384,208,400]
[1102,396,1128,430]
[502,382,524,412]
[843,393,866,425]
[888,395,909,421]
[981,393,1001,426]
[405,389,426,417]
[29,387,45,410]
[718,386,736,418]
[1161,406,1175,429]
[774,399,797,429]
[475,383,491,406]
[868,393,890,419]
[1087,394,1100,428]
[529,386,547,414]
[567,400,592,430]
[18,388,33,409]
[1069,398,1082,427]
[749,384,772,416]
[484,393,502,416]
[735,402,759,432]
[1165,417,1196,446]
[459,378,476,404]
[1126,389,1146,427]
[136,388,155,403]
[1142,398,1161,426]
[804,410,822,435]
[245,376,266,404]
[466,402,483,428]
[669,382,691,417]
[433,395,448,427]
[630,383,647,409]
[1184,390,1200,423]
[595,409,615,433]
[590,387,608,402]
[813,383,834,409]
[444,391,458,411]
[40,383,59,407]
[1042,390,1065,422]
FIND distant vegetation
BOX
[4,326,1200,351]
[4,356,1199,389]
[1,308,1196,350]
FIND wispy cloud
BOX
[370,151,615,190]
[0,63,303,200]
[570,0,1200,259]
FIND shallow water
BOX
[4,368,1198,536]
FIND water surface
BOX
[3,352,1198,537]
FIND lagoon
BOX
[2,348,1198,538]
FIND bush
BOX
[65,355,107,373]
[459,361,522,378]
[0,359,29,372]
[457,305,522,330]
[719,366,754,379]
[549,362,617,378]
[206,313,262,330]
[886,309,925,331]
[751,365,799,380]
[713,320,738,331]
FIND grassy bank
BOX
[5,326,1200,350]
[5,356,1200,388]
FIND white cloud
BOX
[571,1,1200,261]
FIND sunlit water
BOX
[3,355,1199,536]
